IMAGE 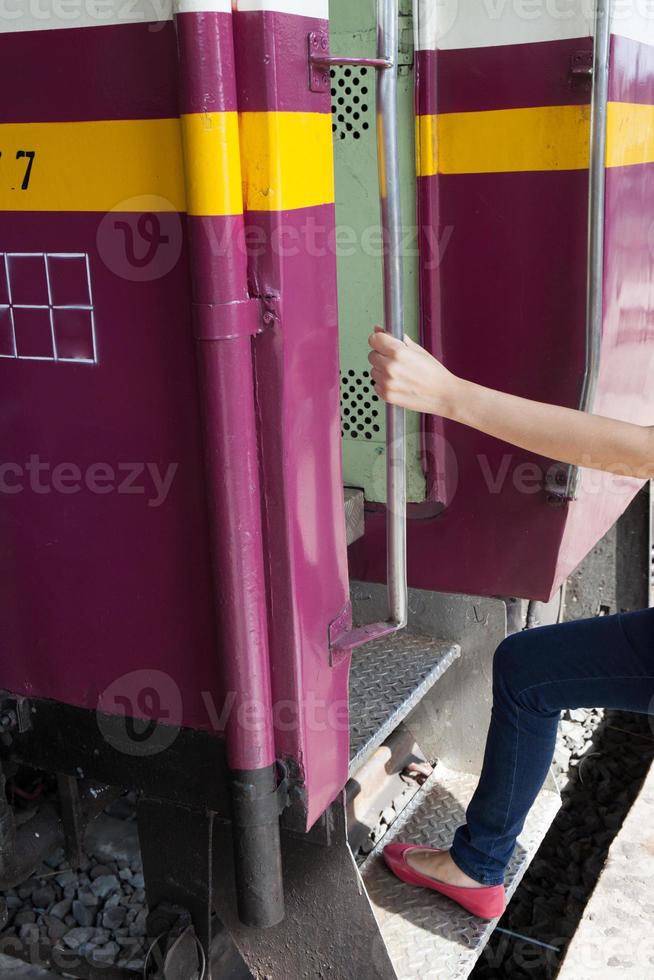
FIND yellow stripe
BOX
[0,112,333,214]
[3,106,653,213]
[179,111,243,216]
[239,111,334,212]
[606,102,654,168]
[417,105,591,177]
[0,119,187,213]
[417,102,654,176]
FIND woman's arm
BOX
[368,328,654,479]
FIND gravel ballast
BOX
[0,804,148,975]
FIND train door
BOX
[332,0,427,504]
[345,0,654,604]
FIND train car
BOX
[0,0,652,977]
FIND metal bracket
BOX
[0,693,32,747]
[308,29,393,94]
[328,602,353,665]
[544,462,574,505]
[570,49,593,79]
[259,293,281,329]
[308,29,331,93]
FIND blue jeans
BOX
[450,607,654,887]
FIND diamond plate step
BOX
[348,633,460,776]
[360,763,561,980]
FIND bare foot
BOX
[405,848,486,889]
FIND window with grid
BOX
[0,252,97,364]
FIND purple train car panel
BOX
[0,0,350,829]
[350,1,654,602]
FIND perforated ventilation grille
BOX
[341,369,382,440]
[331,66,372,141]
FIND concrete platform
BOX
[558,759,654,979]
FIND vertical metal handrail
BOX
[377,0,408,627]
[566,0,612,500]
[313,0,408,650]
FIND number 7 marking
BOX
[16,150,35,190]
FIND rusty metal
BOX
[57,773,84,869]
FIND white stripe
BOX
[174,0,230,11]
[414,0,593,50]
[0,0,173,33]
[611,4,654,45]
[0,0,327,31]
[236,0,328,16]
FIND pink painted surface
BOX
[0,10,351,826]
[352,36,654,601]
[0,22,179,121]
[233,9,332,113]
[251,213,352,823]
[609,33,654,103]
[0,212,223,729]
[178,8,276,772]
[416,37,593,115]
[557,33,654,573]
[232,6,352,824]
[176,11,237,115]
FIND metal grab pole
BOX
[314,1,408,651]
[566,0,611,500]
[377,0,408,628]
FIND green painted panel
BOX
[330,0,426,503]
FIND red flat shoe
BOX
[383,843,506,920]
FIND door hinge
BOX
[259,293,281,329]
[399,0,414,68]
[570,50,593,80]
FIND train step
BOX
[348,632,461,776]
[360,762,561,980]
